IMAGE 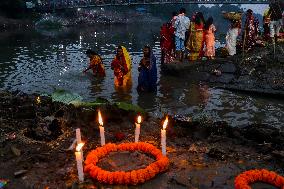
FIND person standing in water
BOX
[174,8,190,62]
[111,46,130,86]
[242,9,259,52]
[83,49,105,77]
[204,16,216,60]
[268,0,283,43]
[137,46,157,92]
[226,20,241,56]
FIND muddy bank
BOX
[0,91,283,189]
[162,43,284,97]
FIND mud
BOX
[162,43,284,97]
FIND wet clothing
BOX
[137,53,157,92]
[160,23,175,64]
[186,22,205,60]
[243,15,259,51]
[89,55,105,77]
[226,27,240,56]
[111,54,129,86]
[204,24,216,57]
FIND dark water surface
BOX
[0,4,283,127]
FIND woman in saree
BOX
[160,23,175,64]
[186,12,206,61]
[243,9,259,52]
[137,46,157,93]
[226,20,241,56]
[83,49,105,77]
[111,46,132,87]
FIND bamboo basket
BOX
[222,11,243,20]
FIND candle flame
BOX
[137,115,142,124]
[162,116,168,130]
[76,143,84,152]
[98,110,103,126]
[36,96,41,104]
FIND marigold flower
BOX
[235,169,284,189]
[84,142,169,185]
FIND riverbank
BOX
[0,91,283,189]
[162,42,284,97]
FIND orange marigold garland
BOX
[84,142,170,185]
[235,169,284,189]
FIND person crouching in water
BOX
[204,16,216,60]
[137,46,157,93]
[83,49,105,77]
[111,46,129,86]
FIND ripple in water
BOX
[0,4,283,127]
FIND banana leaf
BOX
[51,89,83,105]
[115,102,145,115]
[50,90,145,114]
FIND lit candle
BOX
[75,143,84,182]
[161,116,168,156]
[75,128,83,160]
[135,115,142,143]
[98,110,105,146]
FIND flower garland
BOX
[235,169,284,189]
[84,142,170,185]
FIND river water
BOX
[0,4,283,127]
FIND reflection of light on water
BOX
[1,10,283,128]
[79,35,82,47]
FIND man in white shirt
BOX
[174,8,190,62]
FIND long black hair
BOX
[204,16,213,30]
[86,49,98,56]
[195,12,205,25]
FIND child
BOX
[204,16,216,60]
[83,49,105,77]
[226,20,241,56]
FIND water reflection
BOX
[0,4,282,127]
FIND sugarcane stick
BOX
[273,36,276,59]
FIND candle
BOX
[76,128,82,143]
[134,115,142,143]
[75,128,83,160]
[98,110,105,146]
[161,116,168,156]
[75,143,84,182]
